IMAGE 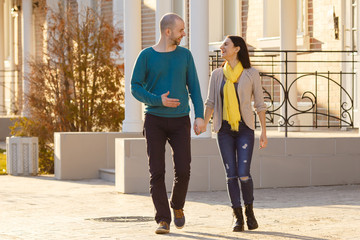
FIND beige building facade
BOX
[1,0,359,135]
[2,0,359,189]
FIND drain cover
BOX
[86,216,154,223]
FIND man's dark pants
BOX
[143,113,191,225]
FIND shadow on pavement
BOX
[185,184,360,209]
[182,231,328,240]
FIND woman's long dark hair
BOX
[225,35,251,69]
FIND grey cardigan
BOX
[205,67,267,132]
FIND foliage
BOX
[10,4,124,174]
[10,117,54,173]
[0,152,6,175]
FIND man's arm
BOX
[186,52,204,119]
[186,52,205,134]
[131,52,163,106]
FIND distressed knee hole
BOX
[242,143,248,149]
[240,176,249,182]
[227,176,238,180]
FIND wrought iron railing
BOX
[209,50,357,137]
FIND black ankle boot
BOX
[245,204,258,230]
[232,207,244,232]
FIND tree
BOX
[11,4,124,173]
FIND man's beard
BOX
[171,37,181,46]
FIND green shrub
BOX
[0,152,6,175]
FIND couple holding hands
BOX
[131,13,267,234]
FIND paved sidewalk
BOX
[1,175,359,240]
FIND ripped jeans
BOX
[217,121,255,208]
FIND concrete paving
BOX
[1,175,360,240]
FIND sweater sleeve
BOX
[251,68,267,113]
[131,51,163,106]
[204,69,217,109]
[186,52,204,119]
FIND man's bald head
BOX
[160,13,184,33]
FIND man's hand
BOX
[161,91,180,108]
[194,118,205,135]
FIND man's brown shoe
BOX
[173,209,185,229]
[155,221,170,234]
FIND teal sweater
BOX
[131,46,204,119]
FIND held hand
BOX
[161,91,180,108]
[194,118,205,135]
[259,132,268,149]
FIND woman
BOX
[202,36,267,232]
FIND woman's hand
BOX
[259,131,268,149]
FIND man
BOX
[131,13,205,234]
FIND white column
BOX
[113,0,124,65]
[21,0,33,116]
[356,0,360,129]
[172,0,184,17]
[78,0,93,12]
[122,0,143,132]
[155,0,172,43]
[358,0,360,52]
[46,0,60,12]
[190,0,211,138]
[172,0,187,46]
[113,0,123,29]
[78,0,94,23]
[224,0,239,36]
[45,0,60,59]
[0,0,5,114]
[6,0,14,115]
[280,0,298,131]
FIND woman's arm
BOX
[204,106,214,126]
[257,110,267,149]
[196,106,214,134]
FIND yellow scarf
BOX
[222,61,243,131]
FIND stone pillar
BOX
[113,0,123,31]
[113,0,124,65]
[45,0,61,56]
[172,0,187,46]
[0,0,5,114]
[6,0,15,115]
[172,0,184,18]
[122,0,143,132]
[280,0,298,131]
[190,0,211,138]
[21,0,33,116]
[356,0,360,129]
[224,0,241,36]
[77,0,93,12]
[155,0,172,43]
[6,137,39,176]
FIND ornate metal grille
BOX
[209,50,357,137]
